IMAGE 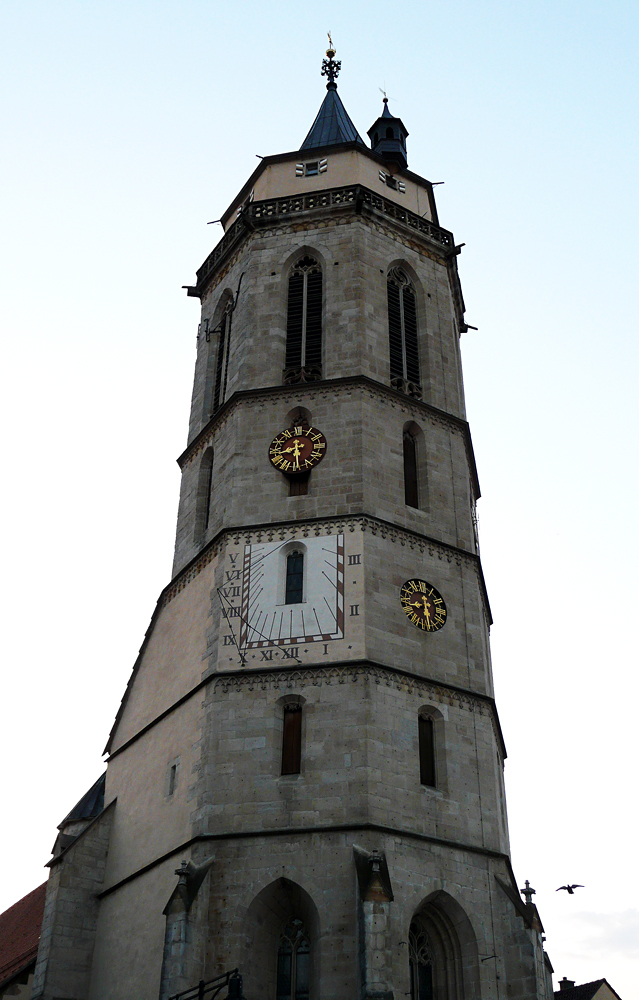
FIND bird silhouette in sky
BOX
[556,884,584,894]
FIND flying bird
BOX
[556,885,584,894]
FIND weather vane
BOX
[321,32,341,87]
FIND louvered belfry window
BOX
[387,267,421,399]
[284,256,323,384]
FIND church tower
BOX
[31,48,554,1000]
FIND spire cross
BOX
[520,880,536,905]
[321,35,341,88]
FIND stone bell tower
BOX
[31,46,554,1000]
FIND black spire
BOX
[300,41,364,151]
[367,97,409,169]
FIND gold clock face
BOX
[268,425,327,474]
[400,579,447,632]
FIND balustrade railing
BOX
[168,969,244,1000]
[195,185,455,291]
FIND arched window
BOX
[277,921,310,1000]
[387,267,421,398]
[418,715,436,787]
[284,256,323,385]
[285,550,304,604]
[404,427,419,508]
[194,447,214,543]
[386,126,394,139]
[409,921,434,1000]
[281,705,302,775]
[213,299,233,413]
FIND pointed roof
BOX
[300,86,364,151]
[300,44,364,151]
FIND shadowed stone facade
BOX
[31,60,554,1000]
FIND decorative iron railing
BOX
[168,969,244,1000]
[195,185,455,292]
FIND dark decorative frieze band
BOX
[179,376,473,471]
[208,660,505,762]
[162,512,492,626]
[190,185,455,298]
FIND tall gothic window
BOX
[213,300,233,412]
[277,921,310,1000]
[409,921,434,1000]
[281,705,302,775]
[284,256,323,385]
[388,267,421,398]
[285,550,304,604]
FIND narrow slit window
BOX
[285,550,304,604]
[388,267,420,395]
[289,473,309,497]
[203,454,214,531]
[167,764,177,796]
[194,448,214,544]
[284,257,322,384]
[281,706,302,775]
[403,429,419,508]
[213,303,233,412]
[419,716,436,787]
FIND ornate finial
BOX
[321,34,340,88]
[520,880,536,905]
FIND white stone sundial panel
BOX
[239,534,344,648]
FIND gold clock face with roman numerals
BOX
[269,425,327,474]
[400,579,447,632]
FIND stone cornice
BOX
[177,375,480,501]
[107,658,506,764]
[97,824,512,902]
[163,512,492,627]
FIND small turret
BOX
[367,98,409,169]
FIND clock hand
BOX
[283,439,303,469]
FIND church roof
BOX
[58,771,106,828]
[0,882,46,988]
[554,982,622,1000]
[300,85,365,151]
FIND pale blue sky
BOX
[1,1,638,995]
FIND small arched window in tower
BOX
[418,715,436,788]
[387,267,421,399]
[277,920,310,1000]
[213,299,234,413]
[285,550,304,604]
[281,705,302,775]
[403,426,419,508]
[409,921,434,1000]
[284,256,323,385]
[386,126,394,139]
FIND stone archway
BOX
[241,878,320,1000]
[408,891,480,1000]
